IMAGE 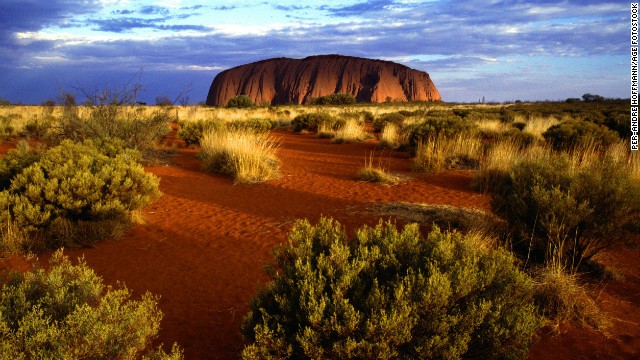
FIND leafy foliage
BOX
[0,250,182,359]
[0,140,161,250]
[311,93,356,105]
[226,95,254,108]
[291,112,336,132]
[543,120,620,150]
[406,115,474,154]
[53,106,171,153]
[490,154,640,267]
[242,218,540,359]
[0,141,41,191]
[372,112,405,133]
[178,120,222,146]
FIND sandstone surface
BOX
[206,55,441,106]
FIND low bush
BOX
[178,119,222,146]
[200,128,280,183]
[228,118,276,132]
[0,140,161,251]
[0,141,41,191]
[53,106,171,153]
[372,112,405,133]
[311,93,356,105]
[490,154,640,268]
[543,120,619,150]
[226,95,254,108]
[406,115,474,154]
[413,134,482,173]
[0,115,16,139]
[0,250,182,359]
[242,218,541,359]
[291,112,335,132]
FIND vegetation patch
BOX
[200,127,280,183]
[242,218,540,359]
[0,250,183,359]
[0,140,161,252]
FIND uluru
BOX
[206,55,441,106]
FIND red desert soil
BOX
[1,129,639,359]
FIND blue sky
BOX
[0,0,628,104]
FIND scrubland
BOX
[0,98,636,359]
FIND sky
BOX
[0,0,629,104]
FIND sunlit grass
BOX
[200,127,280,183]
[413,134,483,173]
[332,119,371,143]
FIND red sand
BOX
[1,129,638,359]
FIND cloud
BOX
[89,17,208,33]
[0,1,628,103]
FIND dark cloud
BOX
[89,17,207,33]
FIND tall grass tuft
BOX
[413,134,482,173]
[378,123,400,149]
[331,119,370,143]
[359,153,402,185]
[200,128,280,183]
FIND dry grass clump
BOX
[374,202,507,236]
[331,119,371,143]
[378,123,400,149]
[523,116,560,139]
[359,154,403,185]
[315,122,336,139]
[200,127,280,183]
[413,134,483,173]
[533,263,610,332]
[473,140,552,192]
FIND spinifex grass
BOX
[332,119,371,143]
[359,152,403,185]
[200,127,280,183]
[413,134,482,173]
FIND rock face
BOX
[206,55,441,106]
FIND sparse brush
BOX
[315,122,335,139]
[374,202,508,237]
[200,127,280,183]
[523,116,560,139]
[331,119,371,143]
[378,123,400,149]
[473,140,552,192]
[534,262,610,332]
[413,134,482,173]
[359,153,402,185]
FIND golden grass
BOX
[332,119,371,143]
[413,134,483,172]
[378,123,400,149]
[534,263,610,333]
[523,116,560,139]
[200,127,280,183]
[359,153,403,185]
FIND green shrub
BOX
[0,140,161,250]
[311,93,356,105]
[242,218,540,359]
[542,120,619,150]
[291,112,335,132]
[228,118,275,132]
[491,154,640,268]
[178,120,222,146]
[372,112,405,133]
[226,95,254,108]
[407,115,474,154]
[0,141,41,191]
[54,107,171,153]
[0,250,182,359]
